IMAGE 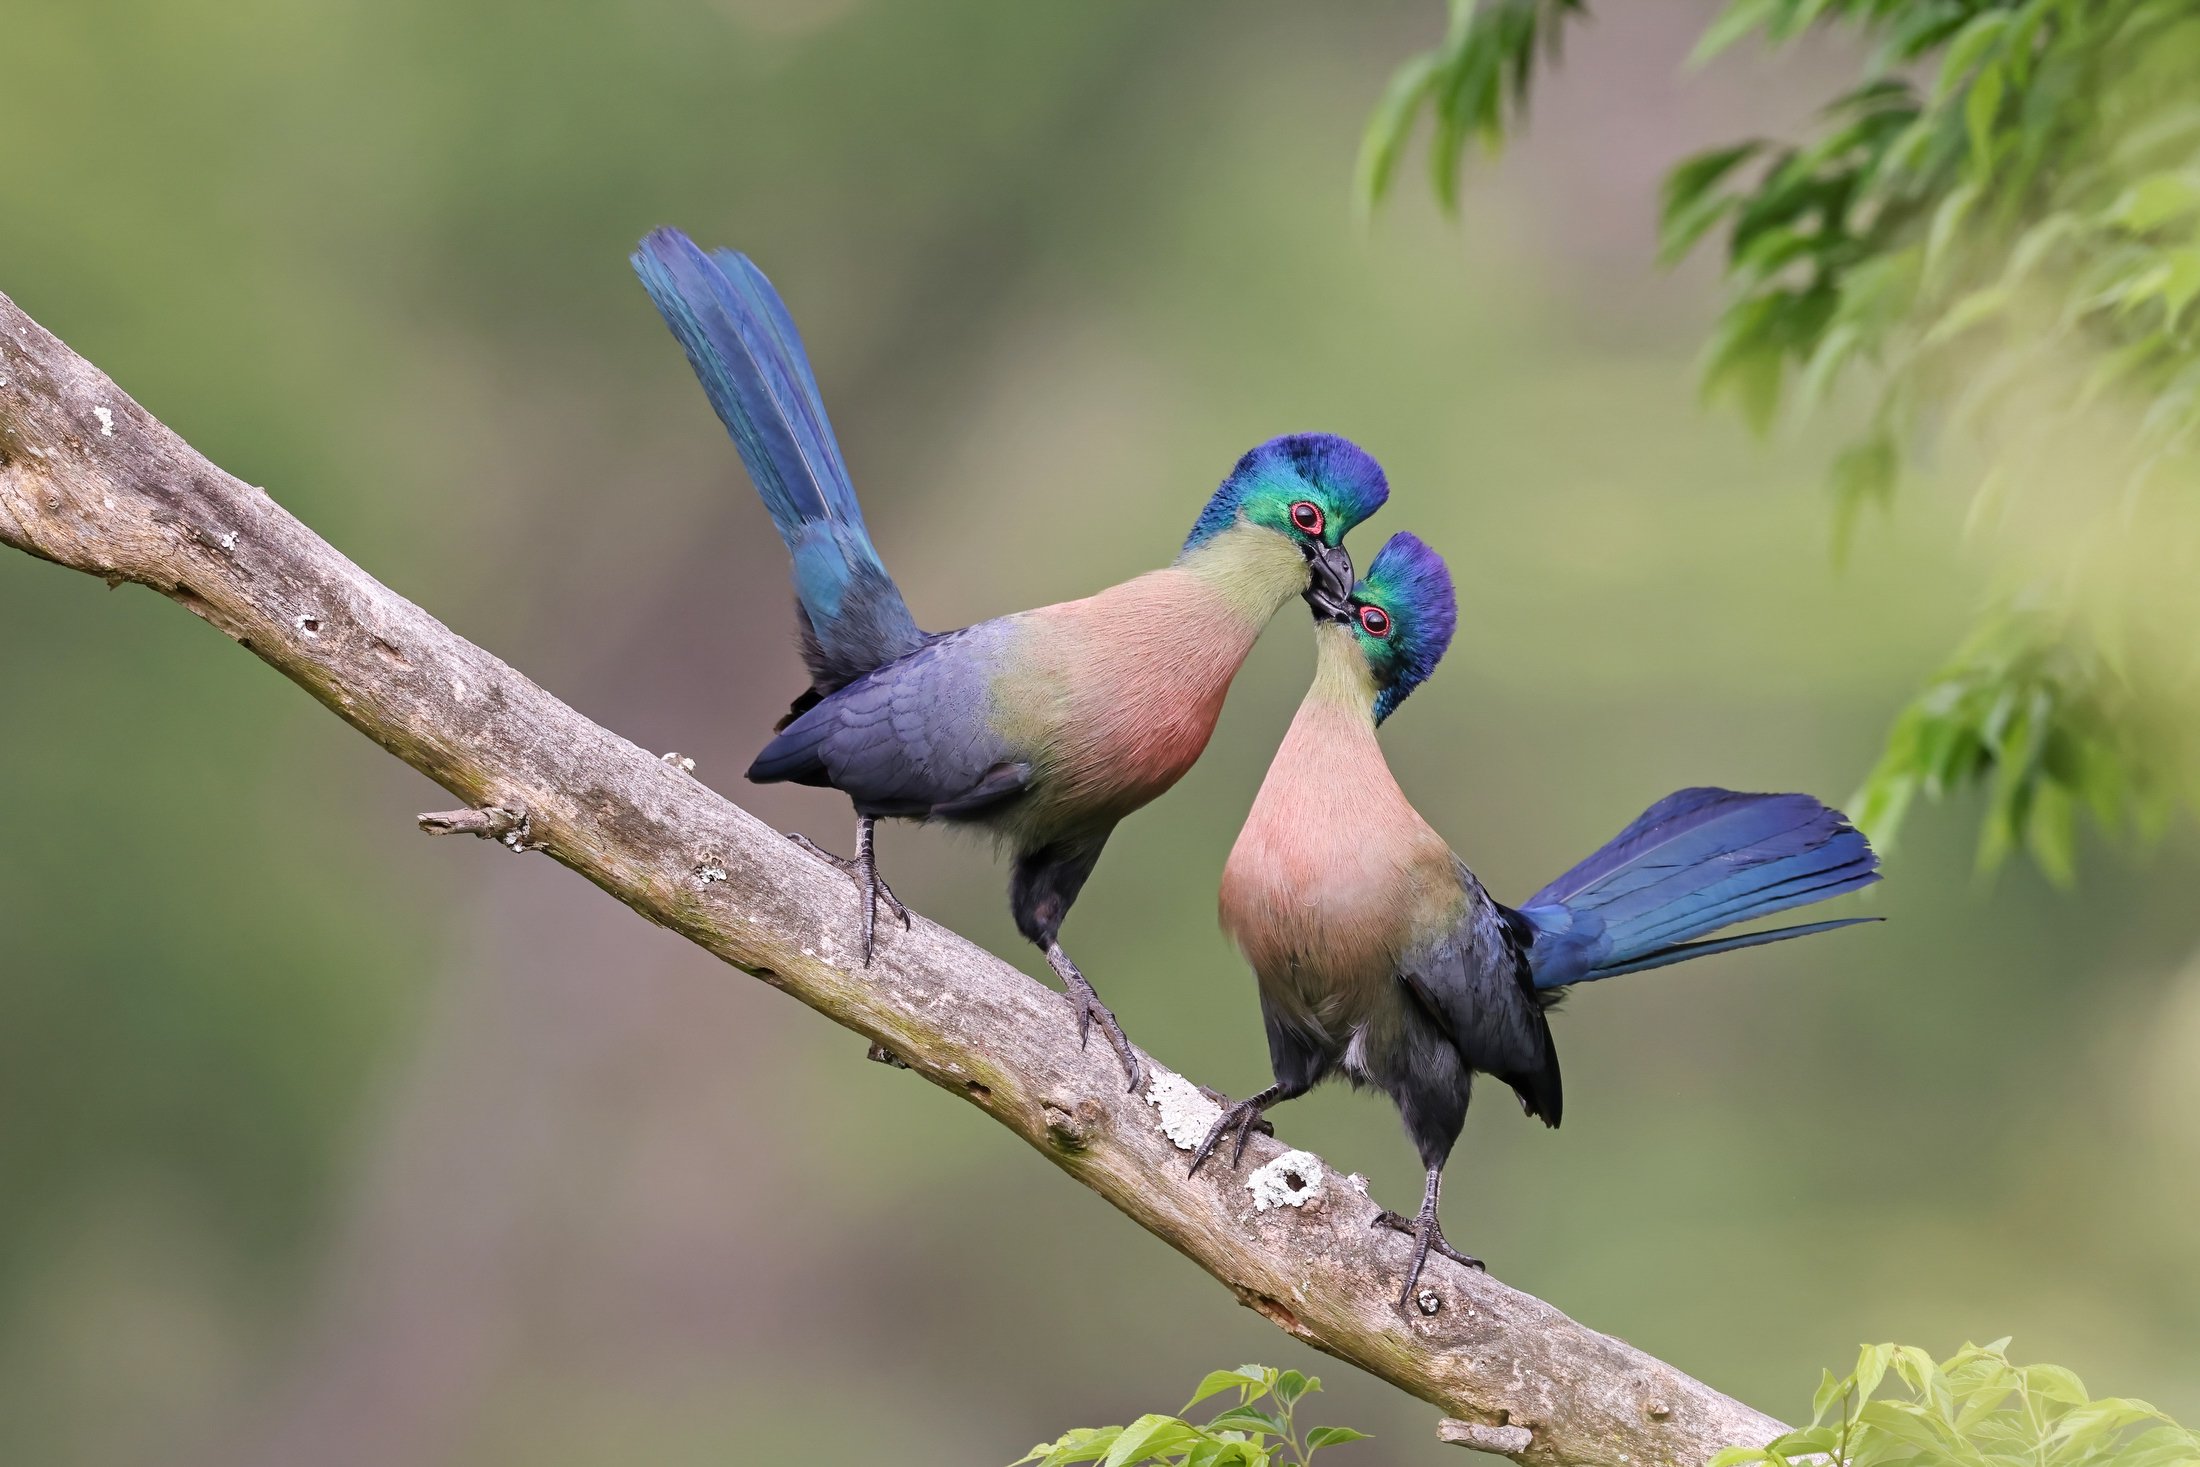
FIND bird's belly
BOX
[1245,917,1399,1043]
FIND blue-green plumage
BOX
[1184,436,1389,555]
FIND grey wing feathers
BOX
[1397,869,1563,1126]
[745,625,1026,821]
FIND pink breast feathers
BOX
[1019,570,1265,821]
[1220,697,1450,994]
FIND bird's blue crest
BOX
[1353,532,1456,723]
[1182,433,1389,554]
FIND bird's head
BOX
[1315,531,1456,725]
[1180,434,1387,618]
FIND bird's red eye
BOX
[1289,501,1325,535]
[1358,605,1392,637]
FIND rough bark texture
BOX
[0,290,1790,1467]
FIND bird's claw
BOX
[1069,989,1143,1094]
[1373,1207,1484,1305]
[1188,1097,1272,1178]
[1044,943,1144,1094]
[786,830,910,967]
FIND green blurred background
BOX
[4,3,2196,1463]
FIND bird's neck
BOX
[1173,522,1310,629]
[1304,622,1382,723]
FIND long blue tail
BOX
[1517,788,1880,989]
[632,228,922,690]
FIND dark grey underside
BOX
[1260,861,1560,1175]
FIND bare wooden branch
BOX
[0,289,1790,1467]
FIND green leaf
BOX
[2049,1397,2165,1443]
[1185,1443,1265,1467]
[1104,1415,1203,1467]
[1851,766,1917,852]
[1026,1426,1124,1467]
[1811,1368,1847,1428]
[1690,0,1776,67]
[1354,53,1441,220]
[1797,320,1865,410]
[1964,64,2005,164]
[1304,1425,1370,1452]
[1934,12,2011,102]
[1706,1451,1770,1467]
[2026,781,2078,887]
[2158,248,2200,323]
[1856,1400,1958,1455]
[1922,286,2011,347]
[1186,1367,1273,1411]
[1854,1343,1898,1405]
[1273,1371,1310,1408]
[1663,140,1767,222]
[1661,190,1746,267]
[1206,1407,1286,1438]
[1734,225,1832,287]
[1873,2,1973,70]
[2023,1363,2091,1406]
[2110,172,2200,232]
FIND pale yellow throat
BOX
[1176,522,1313,628]
[1306,620,1381,717]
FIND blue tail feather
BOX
[1621,857,1878,952]
[1579,916,1881,982]
[633,228,922,688]
[1520,787,1880,990]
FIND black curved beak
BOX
[1303,541,1354,622]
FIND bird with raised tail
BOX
[1199,532,1881,1302]
[631,227,1387,1090]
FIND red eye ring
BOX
[1358,605,1392,637]
[1289,500,1325,535]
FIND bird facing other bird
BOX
[632,227,1388,1091]
[1205,532,1881,1305]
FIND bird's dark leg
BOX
[1043,942,1143,1094]
[1187,1084,1288,1178]
[787,816,910,967]
[1373,1167,1483,1306]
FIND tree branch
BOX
[0,290,1788,1467]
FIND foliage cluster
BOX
[1011,1366,1367,1467]
[1363,0,2200,879]
[1718,1340,2200,1467]
[1020,1346,2200,1467]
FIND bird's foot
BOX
[1071,988,1143,1095]
[1044,944,1143,1094]
[1373,1207,1484,1306]
[786,830,910,966]
[1187,1096,1273,1178]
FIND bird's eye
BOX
[1289,500,1325,536]
[1358,605,1392,637]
